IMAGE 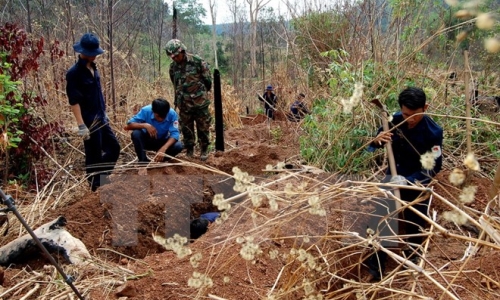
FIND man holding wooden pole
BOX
[367,87,443,280]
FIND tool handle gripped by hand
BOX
[370,99,402,206]
[257,93,277,111]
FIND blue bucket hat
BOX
[73,33,104,57]
[266,85,273,91]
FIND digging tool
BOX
[370,99,402,208]
[256,93,277,111]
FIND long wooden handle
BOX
[381,111,402,205]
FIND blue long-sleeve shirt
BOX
[127,105,180,141]
[368,112,443,184]
[66,56,106,125]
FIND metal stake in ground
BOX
[0,188,85,300]
[214,69,224,152]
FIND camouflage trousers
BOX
[178,106,212,149]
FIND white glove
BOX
[78,124,90,140]
[390,175,407,186]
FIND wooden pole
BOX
[381,109,402,208]
[464,50,472,154]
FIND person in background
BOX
[190,212,220,240]
[289,92,310,122]
[259,85,278,120]
[165,39,212,161]
[126,98,183,163]
[367,86,443,280]
[66,33,121,192]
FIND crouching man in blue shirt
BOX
[126,98,183,163]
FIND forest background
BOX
[1,0,500,186]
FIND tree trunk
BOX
[108,0,117,118]
[209,0,218,69]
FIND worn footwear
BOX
[200,146,208,161]
[200,150,209,161]
[186,147,194,158]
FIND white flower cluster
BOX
[449,168,466,186]
[213,193,231,211]
[464,153,480,171]
[269,249,279,260]
[268,195,279,211]
[291,248,320,271]
[303,278,315,296]
[166,234,192,258]
[308,195,326,216]
[284,182,294,195]
[341,82,364,114]
[152,233,192,258]
[249,186,264,207]
[187,271,213,288]
[233,166,255,192]
[302,278,323,300]
[420,151,436,170]
[449,0,500,53]
[237,236,263,261]
[459,185,477,204]
[190,252,202,268]
[443,210,468,225]
[223,276,230,284]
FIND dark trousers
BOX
[83,121,121,190]
[265,106,275,119]
[367,187,429,277]
[131,129,183,162]
[178,106,211,150]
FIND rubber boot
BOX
[200,145,209,161]
[186,147,194,158]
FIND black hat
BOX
[73,33,104,57]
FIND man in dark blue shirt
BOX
[367,87,443,280]
[66,33,121,192]
[190,212,220,240]
[259,85,278,120]
[289,93,310,122]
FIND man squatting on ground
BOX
[126,98,183,163]
[165,39,212,161]
[66,33,121,192]
[289,92,310,122]
[367,87,443,280]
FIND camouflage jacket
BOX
[169,53,212,110]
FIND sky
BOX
[200,0,290,25]
[164,0,297,25]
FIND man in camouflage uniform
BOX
[165,39,212,161]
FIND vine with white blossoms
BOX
[443,152,480,224]
[447,0,500,53]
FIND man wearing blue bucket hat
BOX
[258,85,278,120]
[66,33,121,192]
